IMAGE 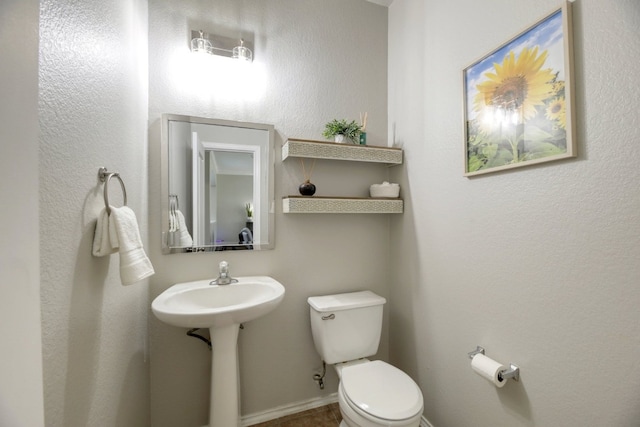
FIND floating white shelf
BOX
[283,196,403,214]
[282,138,403,165]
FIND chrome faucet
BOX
[210,261,238,286]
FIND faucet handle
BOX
[210,261,237,285]
[219,261,229,277]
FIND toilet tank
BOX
[308,291,386,364]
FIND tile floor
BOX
[248,403,342,426]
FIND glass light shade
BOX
[232,41,253,62]
[191,36,213,55]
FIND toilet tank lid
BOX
[308,291,386,312]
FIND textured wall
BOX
[0,1,45,426]
[147,0,389,425]
[388,0,640,426]
[38,0,151,425]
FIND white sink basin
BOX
[152,275,285,328]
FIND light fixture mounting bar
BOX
[190,30,254,60]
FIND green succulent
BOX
[322,119,362,143]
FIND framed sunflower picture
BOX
[463,1,575,176]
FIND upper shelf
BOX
[282,138,403,165]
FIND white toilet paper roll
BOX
[471,354,507,388]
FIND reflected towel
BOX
[175,210,193,247]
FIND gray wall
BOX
[148,0,390,425]
[0,1,45,425]
[388,0,640,426]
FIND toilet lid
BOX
[341,360,423,421]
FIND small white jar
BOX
[369,181,400,198]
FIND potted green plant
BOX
[322,119,362,143]
[245,202,253,221]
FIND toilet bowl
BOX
[307,291,424,427]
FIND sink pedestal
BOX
[209,324,241,427]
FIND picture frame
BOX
[463,1,575,177]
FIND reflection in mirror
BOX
[161,114,275,253]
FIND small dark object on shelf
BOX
[299,180,316,196]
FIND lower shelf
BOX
[282,196,403,214]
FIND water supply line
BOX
[313,360,326,389]
[186,325,245,350]
[187,328,211,350]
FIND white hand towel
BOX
[109,206,155,285]
[169,210,176,232]
[92,208,118,257]
[175,210,193,247]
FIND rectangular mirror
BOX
[161,114,275,253]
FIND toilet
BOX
[308,291,424,427]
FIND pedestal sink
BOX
[152,276,285,427]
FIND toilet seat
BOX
[340,360,423,423]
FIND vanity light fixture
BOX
[190,30,254,63]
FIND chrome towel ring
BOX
[98,167,127,215]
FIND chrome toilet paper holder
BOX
[467,345,486,359]
[468,346,520,382]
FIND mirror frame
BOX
[160,114,275,253]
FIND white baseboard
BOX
[421,415,435,427]
[241,393,339,426]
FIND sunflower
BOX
[551,80,565,96]
[545,97,566,129]
[474,46,555,124]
